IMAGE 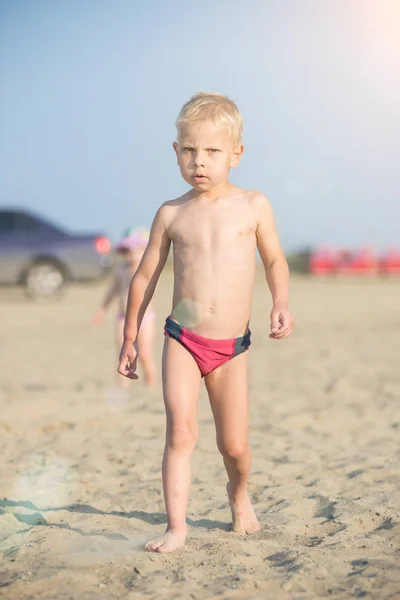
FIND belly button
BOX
[208,306,215,313]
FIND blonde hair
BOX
[176,92,243,145]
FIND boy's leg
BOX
[137,318,157,387]
[205,352,260,534]
[145,336,201,552]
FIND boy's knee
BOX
[218,440,249,461]
[167,422,197,453]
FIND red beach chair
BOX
[336,247,378,275]
[309,248,339,275]
[380,249,400,275]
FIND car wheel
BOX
[25,262,65,299]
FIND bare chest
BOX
[169,206,257,252]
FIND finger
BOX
[280,314,290,330]
[277,323,294,336]
[121,355,139,379]
[273,326,294,339]
[269,322,294,338]
[275,323,291,337]
[270,311,280,334]
[117,364,127,376]
[277,314,294,333]
[117,357,132,376]
[269,325,289,338]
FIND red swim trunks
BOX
[164,316,251,377]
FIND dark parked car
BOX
[0,208,113,298]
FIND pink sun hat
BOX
[116,226,150,252]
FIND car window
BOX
[0,210,66,235]
[0,212,17,232]
[18,213,41,231]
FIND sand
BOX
[0,270,399,600]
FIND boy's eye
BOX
[208,149,220,153]
[183,147,194,152]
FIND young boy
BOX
[118,92,294,553]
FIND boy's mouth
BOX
[193,174,207,183]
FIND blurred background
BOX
[1,0,400,298]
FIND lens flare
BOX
[12,452,74,509]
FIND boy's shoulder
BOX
[155,192,189,213]
[234,187,272,211]
[154,192,192,222]
[227,185,269,201]
[159,191,192,209]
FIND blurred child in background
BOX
[95,226,157,388]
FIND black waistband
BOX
[165,316,251,346]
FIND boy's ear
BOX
[230,144,244,168]
[173,141,179,162]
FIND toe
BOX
[156,544,173,553]
[246,523,260,534]
[145,539,163,552]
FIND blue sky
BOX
[0,0,399,249]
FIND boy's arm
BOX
[255,194,294,340]
[118,205,171,378]
[124,205,171,341]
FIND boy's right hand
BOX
[118,340,139,379]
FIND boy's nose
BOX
[193,152,205,167]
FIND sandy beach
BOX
[0,270,399,600]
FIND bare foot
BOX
[227,483,261,534]
[144,528,187,553]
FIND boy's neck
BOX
[190,180,235,201]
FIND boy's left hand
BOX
[270,303,294,339]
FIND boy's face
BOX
[173,121,243,192]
